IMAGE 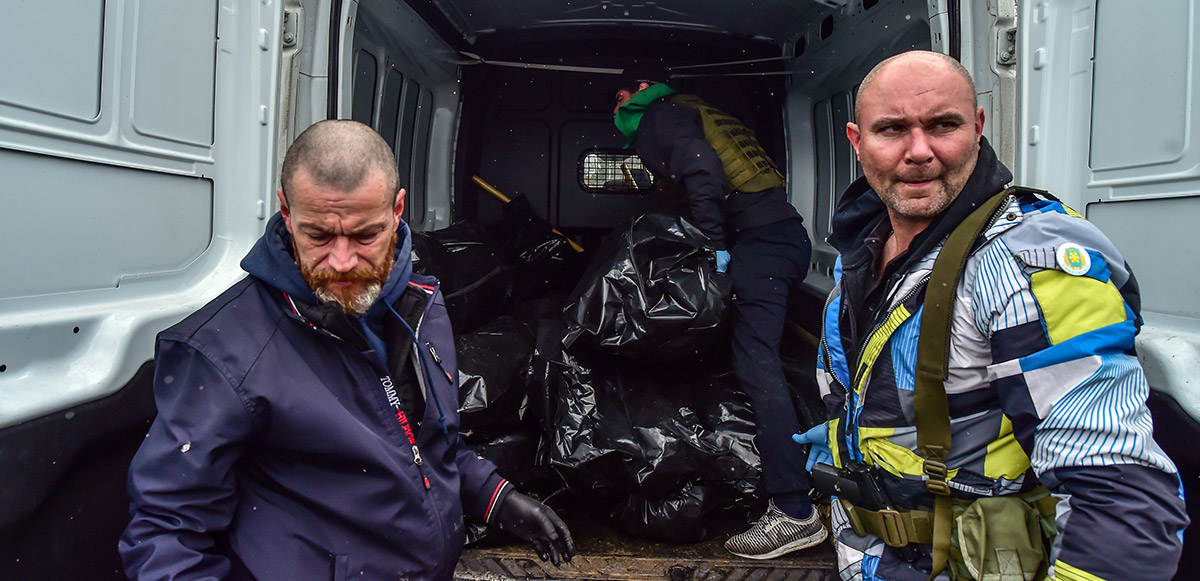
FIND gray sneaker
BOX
[724,500,828,559]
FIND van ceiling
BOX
[407,0,838,48]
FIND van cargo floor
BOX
[455,508,838,580]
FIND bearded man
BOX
[120,120,573,580]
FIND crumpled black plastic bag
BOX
[547,349,700,496]
[411,222,511,334]
[467,426,543,491]
[485,194,585,300]
[504,296,571,441]
[455,316,534,441]
[543,345,762,541]
[563,212,730,361]
[607,481,744,543]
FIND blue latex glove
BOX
[714,250,731,274]
[792,423,832,474]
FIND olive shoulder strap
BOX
[914,186,1041,579]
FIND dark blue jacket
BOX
[633,93,800,250]
[120,214,510,580]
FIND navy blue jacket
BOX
[120,214,510,580]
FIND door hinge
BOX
[997,27,1017,65]
[282,8,299,48]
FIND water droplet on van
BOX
[64,411,75,420]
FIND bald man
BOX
[806,51,1187,580]
[120,120,573,580]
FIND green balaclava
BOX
[614,83,676,146]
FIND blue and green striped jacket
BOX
[819,141,1187,581]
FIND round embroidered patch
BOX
[1056,243,1091,276]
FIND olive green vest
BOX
[671,94,785,195]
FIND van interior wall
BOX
[454,30,789,250]
[782,0,933,301]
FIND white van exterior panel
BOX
[0,150,213,299]
[0,0,283,429]
[131,1,218,146]
[1019,0,1200,421]
[1089,198,1200,318]
[1089,2,1190,172]
[0,1,104,121]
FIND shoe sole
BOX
[724,527,829,560]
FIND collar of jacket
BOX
[614,82,677,146]
[829,136,1013,274]
[240,211,415,325]
[284,281,430,361]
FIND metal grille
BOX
[578,149,656,193]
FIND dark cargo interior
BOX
[347,6,844,576]
[454,32,788,237]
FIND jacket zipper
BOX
[841,197,1011,463]
[425,343,454,383]
[845,273,929,462]
[411,442,430,490]
[403,282,451,565]
[286,291,435,491]
[404,299,433,491]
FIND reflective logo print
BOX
[1055,243,1091,276]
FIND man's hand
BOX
[792,423,832,473]
[715,250,731,274]
[493,491,575,566]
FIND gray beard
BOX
[314,281,383,317]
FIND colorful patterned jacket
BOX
[818,139,1188,580]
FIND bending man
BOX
[614,66,825,560]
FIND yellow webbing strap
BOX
[914,188,1014,580]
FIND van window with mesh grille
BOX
[578,149,656,193]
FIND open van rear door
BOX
[0,2,282,577]
[1018,2,1199,573]
[1018,1,1200,419]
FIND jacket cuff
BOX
[478,475,513,524]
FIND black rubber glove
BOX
[492,491,575,566]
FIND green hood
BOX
[613,83,676,146]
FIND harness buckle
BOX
[923,460,952,496]
[877,509,909,547]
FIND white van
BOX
[1,1,1194,578]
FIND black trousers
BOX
[728,216,814,499]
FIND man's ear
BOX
[276,188,292,232]
[974,106,986,142]
[638,81,651,92]
[394,188,407,225]
[846,122,862,159]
